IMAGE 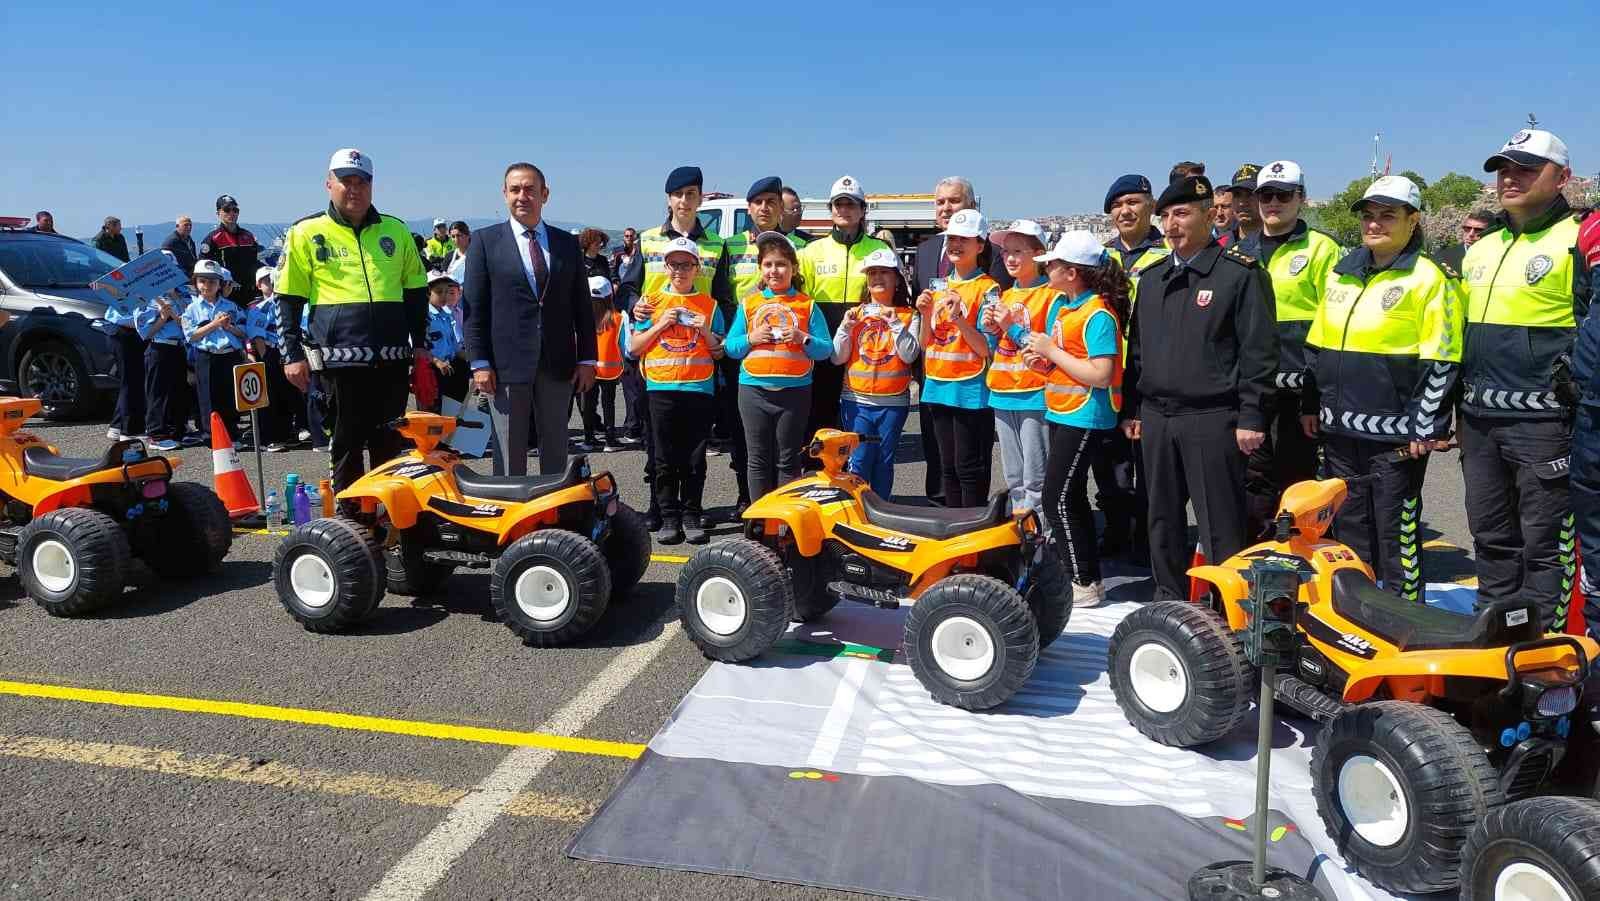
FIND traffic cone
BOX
[1187,542,1208,603]
[210,412,260,521]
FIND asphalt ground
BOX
[0,404,1479,900]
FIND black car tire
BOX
[20,340,94,420]
[1024,550,1072,649]
[1108,600,1252,747]
[904,574,1039,710]
[492,529,611,647]
[144,482,232,577]
[273,517,385,633]
[677,538,792,661]
[1459,796,1600,900]
[17,508,130,615]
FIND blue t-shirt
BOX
[181,296,246,354]
[133,296,185,344]
[1043,292,1121,430]
[920,269,995,411]
[722,288,834,390]
[425,305,460,359]
[246,296,282,349]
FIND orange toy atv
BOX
[0,397,230,614]
[675,429,1068,710]
[1106,461,1600,895]
[271,412,650,645]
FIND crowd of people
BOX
[35,128,1600,635]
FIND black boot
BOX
[685,514,709,545]
[656,517,685,545]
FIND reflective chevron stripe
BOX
[1413,361,1455,437]
[1555,513,1576,631]
[1330,408,1411,436]
[1398,496,1421,603]
[320,345,414,366]
[1274,371,1304,389]
[1463,385,1563,411]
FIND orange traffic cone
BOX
[210,412,260,521]
[1187,542,1208,603]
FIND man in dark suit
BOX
[911,177,1012,504]
[464,162,598,476]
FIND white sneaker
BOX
[106,428,123,440]
[1072,581,1106,608]
[298,429,312,442]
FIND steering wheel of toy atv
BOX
[807,433,879,458]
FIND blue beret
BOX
[747,176,783,201]
[1103,174,1153,213]
[665,166,703,194]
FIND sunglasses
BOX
[1256,189,1297,203]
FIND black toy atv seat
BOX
[858,490,1010,541]
[452,455,587,503]
[1329,569,1542,651]
[23,439,144,481]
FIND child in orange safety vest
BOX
[625,237,727,545]
[579,275,625,452]
[983,219,1055,516]
[833,247,920,498]
[1022,231,1128,607]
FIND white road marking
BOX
[804,657,870,769]
[361,619,682,901]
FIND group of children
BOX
[105,258,325,453]
[621,219,1129,607]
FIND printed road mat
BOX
[569,571,1482,900]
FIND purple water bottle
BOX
[292,484,311,525]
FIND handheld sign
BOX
[90,250,189,319]
[233,362,270,412]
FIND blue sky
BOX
[5,1,1597,235]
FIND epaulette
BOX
[1420,250,1460,280]
[1224,245,1258,267]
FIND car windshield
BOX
[0,234,123,288]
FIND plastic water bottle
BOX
[318,479,334,518]
[264,490,282,525]
[305,483,319,514]
[292,484,311,526]
[285,472,299,504]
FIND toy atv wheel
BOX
[1108,601,1252,747]
[788,552,838,623]
[385,542,453,597]
[904,574,1038,710]
[1024,551,1071,648]
[273,517,385,633]
[603,503,651,601]
[17,508,131,616]
[676,538,792,661]
[144,482,232,577]
[1312,700,1502,895]
[492,529,611,647]
[1459,796,1600,901]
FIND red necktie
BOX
[526,229,548,301]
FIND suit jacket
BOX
[463,220,596,384]
[912,233,1014,294]
[610,248,643,312]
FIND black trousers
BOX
[111,326,146,435]
[580,379,618,439]
[1140,407,1247,602]
[1044,424,1103,586]
[740,385,811,500]
[1460,413,1574,629]
[914,366,944,503]
[1322,434,1429,602]
[1245,391,1321,541]
[435,358,470,408]
[622,359,646,439]
[808,359,846,439]
[195,349,243,443]
[256,346,306,444]
[926,402,993,508]
[323,363,411,493]
[1090,427,1145,548]
[648,391,714,522]
[142,341,186,441]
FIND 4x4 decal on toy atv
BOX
[383,462,443,480]
[781,485,854,505]
[427,496,504,518]
[1301,612,1377,659]
[834,524,917,553]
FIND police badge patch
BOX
[1195,290,1213,308]
[1287,254,1308,276]
[1381,286,1404,310]
[379,236,397,258]
[1526,254,1554,285]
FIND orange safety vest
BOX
[924,274,996,383]
[595,311,623,381]
[846,305,915,397]
[641,291,717,384]
[740,290,816,379]
[986,283,1056,395]
[1045,295,1123,415]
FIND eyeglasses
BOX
[665,260,698,271]
[1256,189,1297,203]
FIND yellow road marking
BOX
[0,734,598,823]
[0,680,645,760]
[650,553,690,563]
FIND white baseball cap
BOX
[1035,231,1109,267]
[1256,160,1305,192]
[588,275,614,299]
[1353,175,1424,212]
[1484,128,1570,172]
[829,175,866,204]
[255,268,276,287]
[432,217,447,228]
[328,148,374,180]
[991,219,1046,244]
[193,259,227,280]
[662,236,700,261]
[941,208,988,239]
[860,248,900,270]
[427,270,458,286]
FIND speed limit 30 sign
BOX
[233,362,270,412]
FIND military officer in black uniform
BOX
[1122,175,1279,601]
